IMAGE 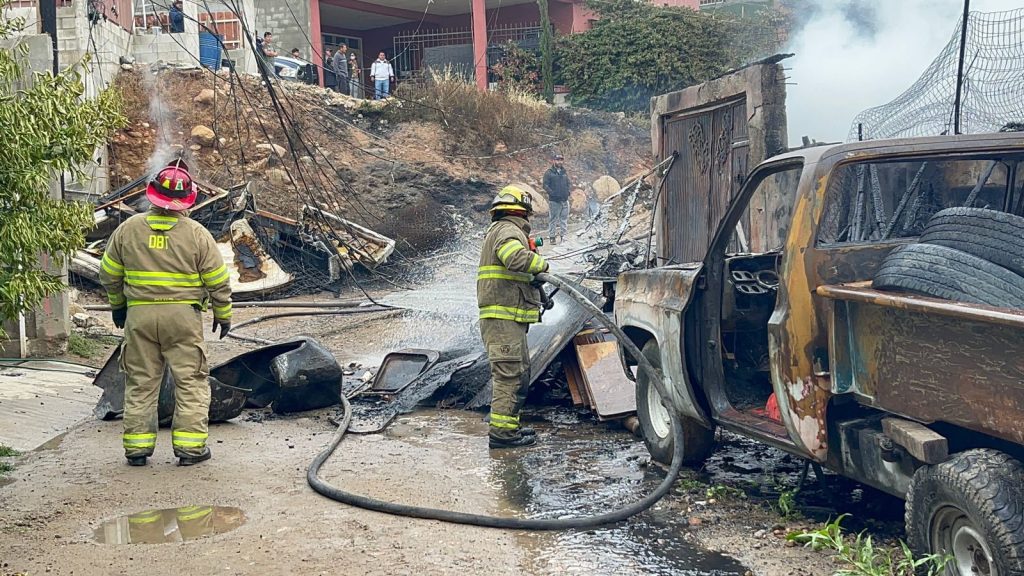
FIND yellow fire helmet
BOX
[490,183,534,215]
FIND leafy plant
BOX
[705,484,745,500]
[0,444,18,458]
[0,14,126,338]
[491,41,541,95]
[536,0,554,103]
[777,488,799,518]
[556,0,786,112]
[788,515,950,576]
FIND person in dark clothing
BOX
[331,44,349,95]
[542,154,572,244]
[168,0,184,33]
[323,48,336,89]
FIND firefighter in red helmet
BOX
[99,159,233,467]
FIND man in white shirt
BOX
[370,51,395,100]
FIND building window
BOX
[322,34,362,52]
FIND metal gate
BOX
[659,98,750,265]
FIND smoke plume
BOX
[141,69,177,175]
[783,0,1013,147]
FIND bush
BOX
[391,67,553,155]
[556,0,785,112]
[492,41,541,95]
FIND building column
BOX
[471,0,487,91]
[309,0,324,87]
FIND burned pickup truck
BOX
[616,131,1024,574]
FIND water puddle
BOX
[93,506,245,545]
[493,408,747,575]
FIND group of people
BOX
[256,31,394,99]
[324,46,395,100]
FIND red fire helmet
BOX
[146,158,198,210]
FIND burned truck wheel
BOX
[635,340,715,467]
[906,449,1024,576]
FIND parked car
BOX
[615,131,1024,575]
[273,56,318,85]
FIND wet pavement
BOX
[386,407,748,575]
[92,506,246,545]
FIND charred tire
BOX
[635,340,715,467]
[920,208,1024,278]
[906,449,1024,576]
[872,243,1024,308]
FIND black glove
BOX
[111,307,127,329]
[212,317,231,340]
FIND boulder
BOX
[256,142,287,158]
[193,89,215,105]
[72,313,90,328]
[592,175,621,201]
[190,125,216,147]
[266,168,290,187]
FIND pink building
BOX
[258,0,699,90]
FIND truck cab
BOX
[615,132,1024,575]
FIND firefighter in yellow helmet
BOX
[99,159,232,467]
[477,184,549,448]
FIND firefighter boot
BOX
[489,432,537,449]
[178,448,212,466]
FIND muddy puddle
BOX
[92,506,246,545]
[388,408,747,575]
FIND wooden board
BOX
[575,339,637,420]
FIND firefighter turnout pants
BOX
[480,318,530,440]
[120,304,211,458]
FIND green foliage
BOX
[777,489,800,518]
[0,15,126,335]
[557,0,784,111]
[537,0,554,103]
[705,484,745,500]
[788,515,950,576]
[492,41,541,95]
[0,444,18,458]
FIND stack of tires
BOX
[873,207,1024,308]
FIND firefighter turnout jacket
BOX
[99,210,232,320]
[477,215,548,323]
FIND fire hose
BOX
[306,272,687,530]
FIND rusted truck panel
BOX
[615,265,711,426]
[822,283,1024,446]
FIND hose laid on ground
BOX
[307,272,687,530]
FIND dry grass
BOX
[390,67,555,155]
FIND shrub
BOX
[391,67,553,155]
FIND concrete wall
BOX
[0,35,71,357]
[255,0,311,69]
[131,1,199,66]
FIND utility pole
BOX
[953,0,970,135]
[39,0,58,75]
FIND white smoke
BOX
[141,69,177,175]
[784,0,1017,147]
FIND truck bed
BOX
[819,282,1024,446]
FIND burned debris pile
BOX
[72,176,396,299]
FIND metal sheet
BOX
[370,349,441,394]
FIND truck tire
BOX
[872,243,1024,308]
[920,208,1024,277]
[635,339,715,467]
[905,449,1024,576]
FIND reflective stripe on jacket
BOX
[98,210,233,320]
[476,216,548,323]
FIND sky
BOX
[784,0,1021,146]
